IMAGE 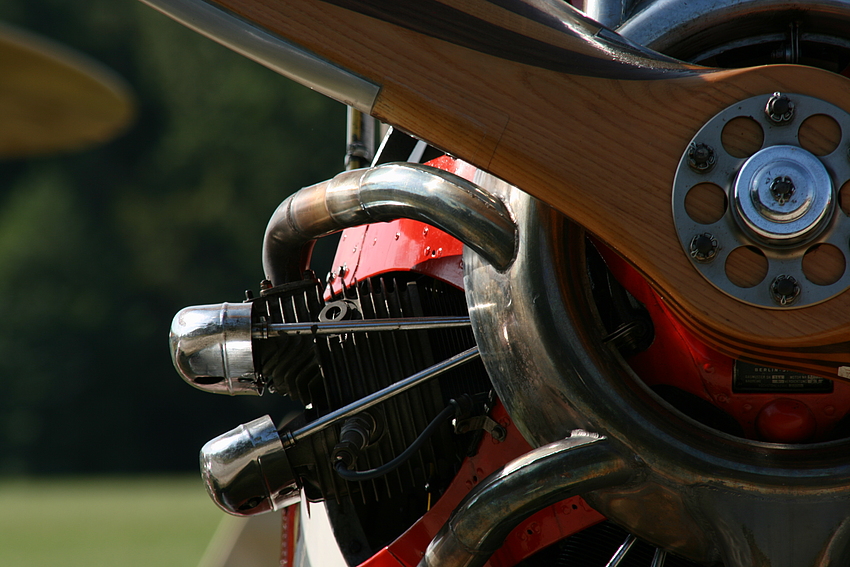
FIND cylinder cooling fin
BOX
[170,127,686,566]
[258,272,491,561]
[170,268,496,562]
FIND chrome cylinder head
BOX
[169,302,260,395]
[201,415,300,516]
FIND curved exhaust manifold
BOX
[170,162,515,396]
[262,161,516,285]
[420,430,637,567]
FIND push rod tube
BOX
[419,431,638,567]
[282,347,480,447]
[262,162,517,285]
[255,316,471,337]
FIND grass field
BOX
[0,476,225,567]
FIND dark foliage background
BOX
[0,1,346,473]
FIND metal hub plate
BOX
[733,145,833,243]
[672,93,850,308]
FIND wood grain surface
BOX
[210,0,850,379]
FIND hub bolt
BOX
[766,93,795,124]
[687,142,716,172]
[689,233,719,262]
[770,274,801,306]
[769,176,795,205]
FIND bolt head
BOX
[769,176,795,205]
[766,93,795,124]
[689,233,719,262]
[687,142,716,172]
[770,274,800,306]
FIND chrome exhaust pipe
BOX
[262,162,517,285]
[419,431,639,567]
[169,162,515,395]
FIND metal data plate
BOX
[732,361,833,393]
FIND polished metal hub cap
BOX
[733,144,833,243]
[672,92,850,308]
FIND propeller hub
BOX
[672,93,850,308]
[733,145,833,244]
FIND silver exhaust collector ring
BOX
[419,431,638,567]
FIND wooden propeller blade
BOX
[151,0,850,380]
[0,23,134,158]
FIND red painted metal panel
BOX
[328,155,477,294]
[598,239,850,442]
[336,154,605,566]
[380,403,604,567]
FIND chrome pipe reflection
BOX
[419,431,639,567]
[345,107,376,170]
[607,534,637,567]
[201,415,300,516]
[580,0,629,27]
[169,302,259,395]
[262,162,517,285]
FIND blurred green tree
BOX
[0,1,345,473]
